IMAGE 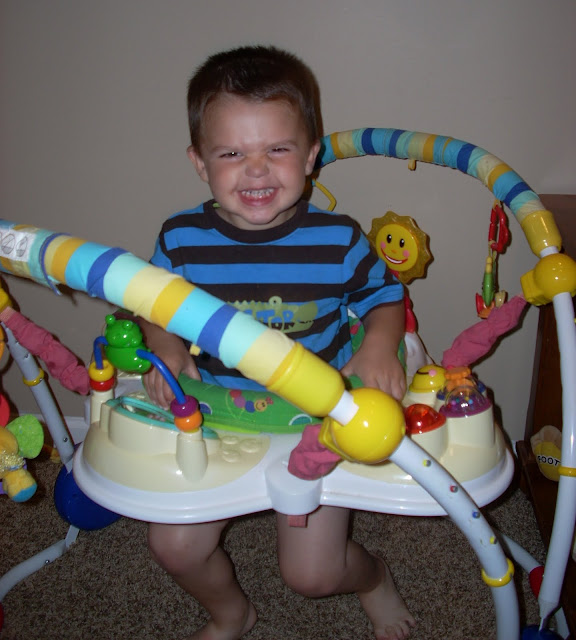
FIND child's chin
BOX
[237,210,291,230]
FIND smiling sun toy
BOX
[367,211,432,284]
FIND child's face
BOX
[188,94,320,231]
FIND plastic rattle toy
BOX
[476,200,511,318]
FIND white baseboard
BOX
[64,416,90,444]
[33,413,90,445]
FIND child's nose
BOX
[245,154,269,178]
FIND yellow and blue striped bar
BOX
[318,129,561,256]
[0,220,342,418]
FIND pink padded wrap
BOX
[0,306,90,394]
[442,295,528,369]
[288,423,341,481]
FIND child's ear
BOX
[187,146,209,182]
[305,140,321,176]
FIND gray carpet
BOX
[1,454,546,640]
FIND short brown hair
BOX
[187,45,321,150]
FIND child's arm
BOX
[139,319,201,409]
[340,300,406,401]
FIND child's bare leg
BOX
[277,506,414,640]
[357,555,415,640]
[148,520,257,640]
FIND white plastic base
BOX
[73,373,515,524]
[74,434,514,523]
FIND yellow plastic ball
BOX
[534,254,576,299]
[320,388,405,464]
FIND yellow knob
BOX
[409,365,446,393]
[319,388,405,464]
[521,253,576,305]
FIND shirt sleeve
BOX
[149,224,174,271]
[343,220,404,320]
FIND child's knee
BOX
[279,560,341,598]
[147,524,212,575]
[148,526,182,573]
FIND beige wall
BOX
[1,0,575,441]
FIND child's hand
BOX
[341,301,406,402]
[341,344,406,401]
[143,349,201,409]
[139,319,201,409]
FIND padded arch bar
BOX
[318,129,561,256]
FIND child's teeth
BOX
[243,189,273,198]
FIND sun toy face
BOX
[377,222,419,273]
[367,211,432,284]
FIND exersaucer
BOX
[1,128,575,640]
[74,354,513,521]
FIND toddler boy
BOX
[142,45,414,640]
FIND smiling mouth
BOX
[382,251,406,265]
[241,188,275,200]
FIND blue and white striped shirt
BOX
[151,200,403,390]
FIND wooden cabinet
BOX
[517,194,576,639]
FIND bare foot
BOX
[187,602,257,640]
[357,556,415,640]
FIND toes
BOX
[375,621,413,640]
